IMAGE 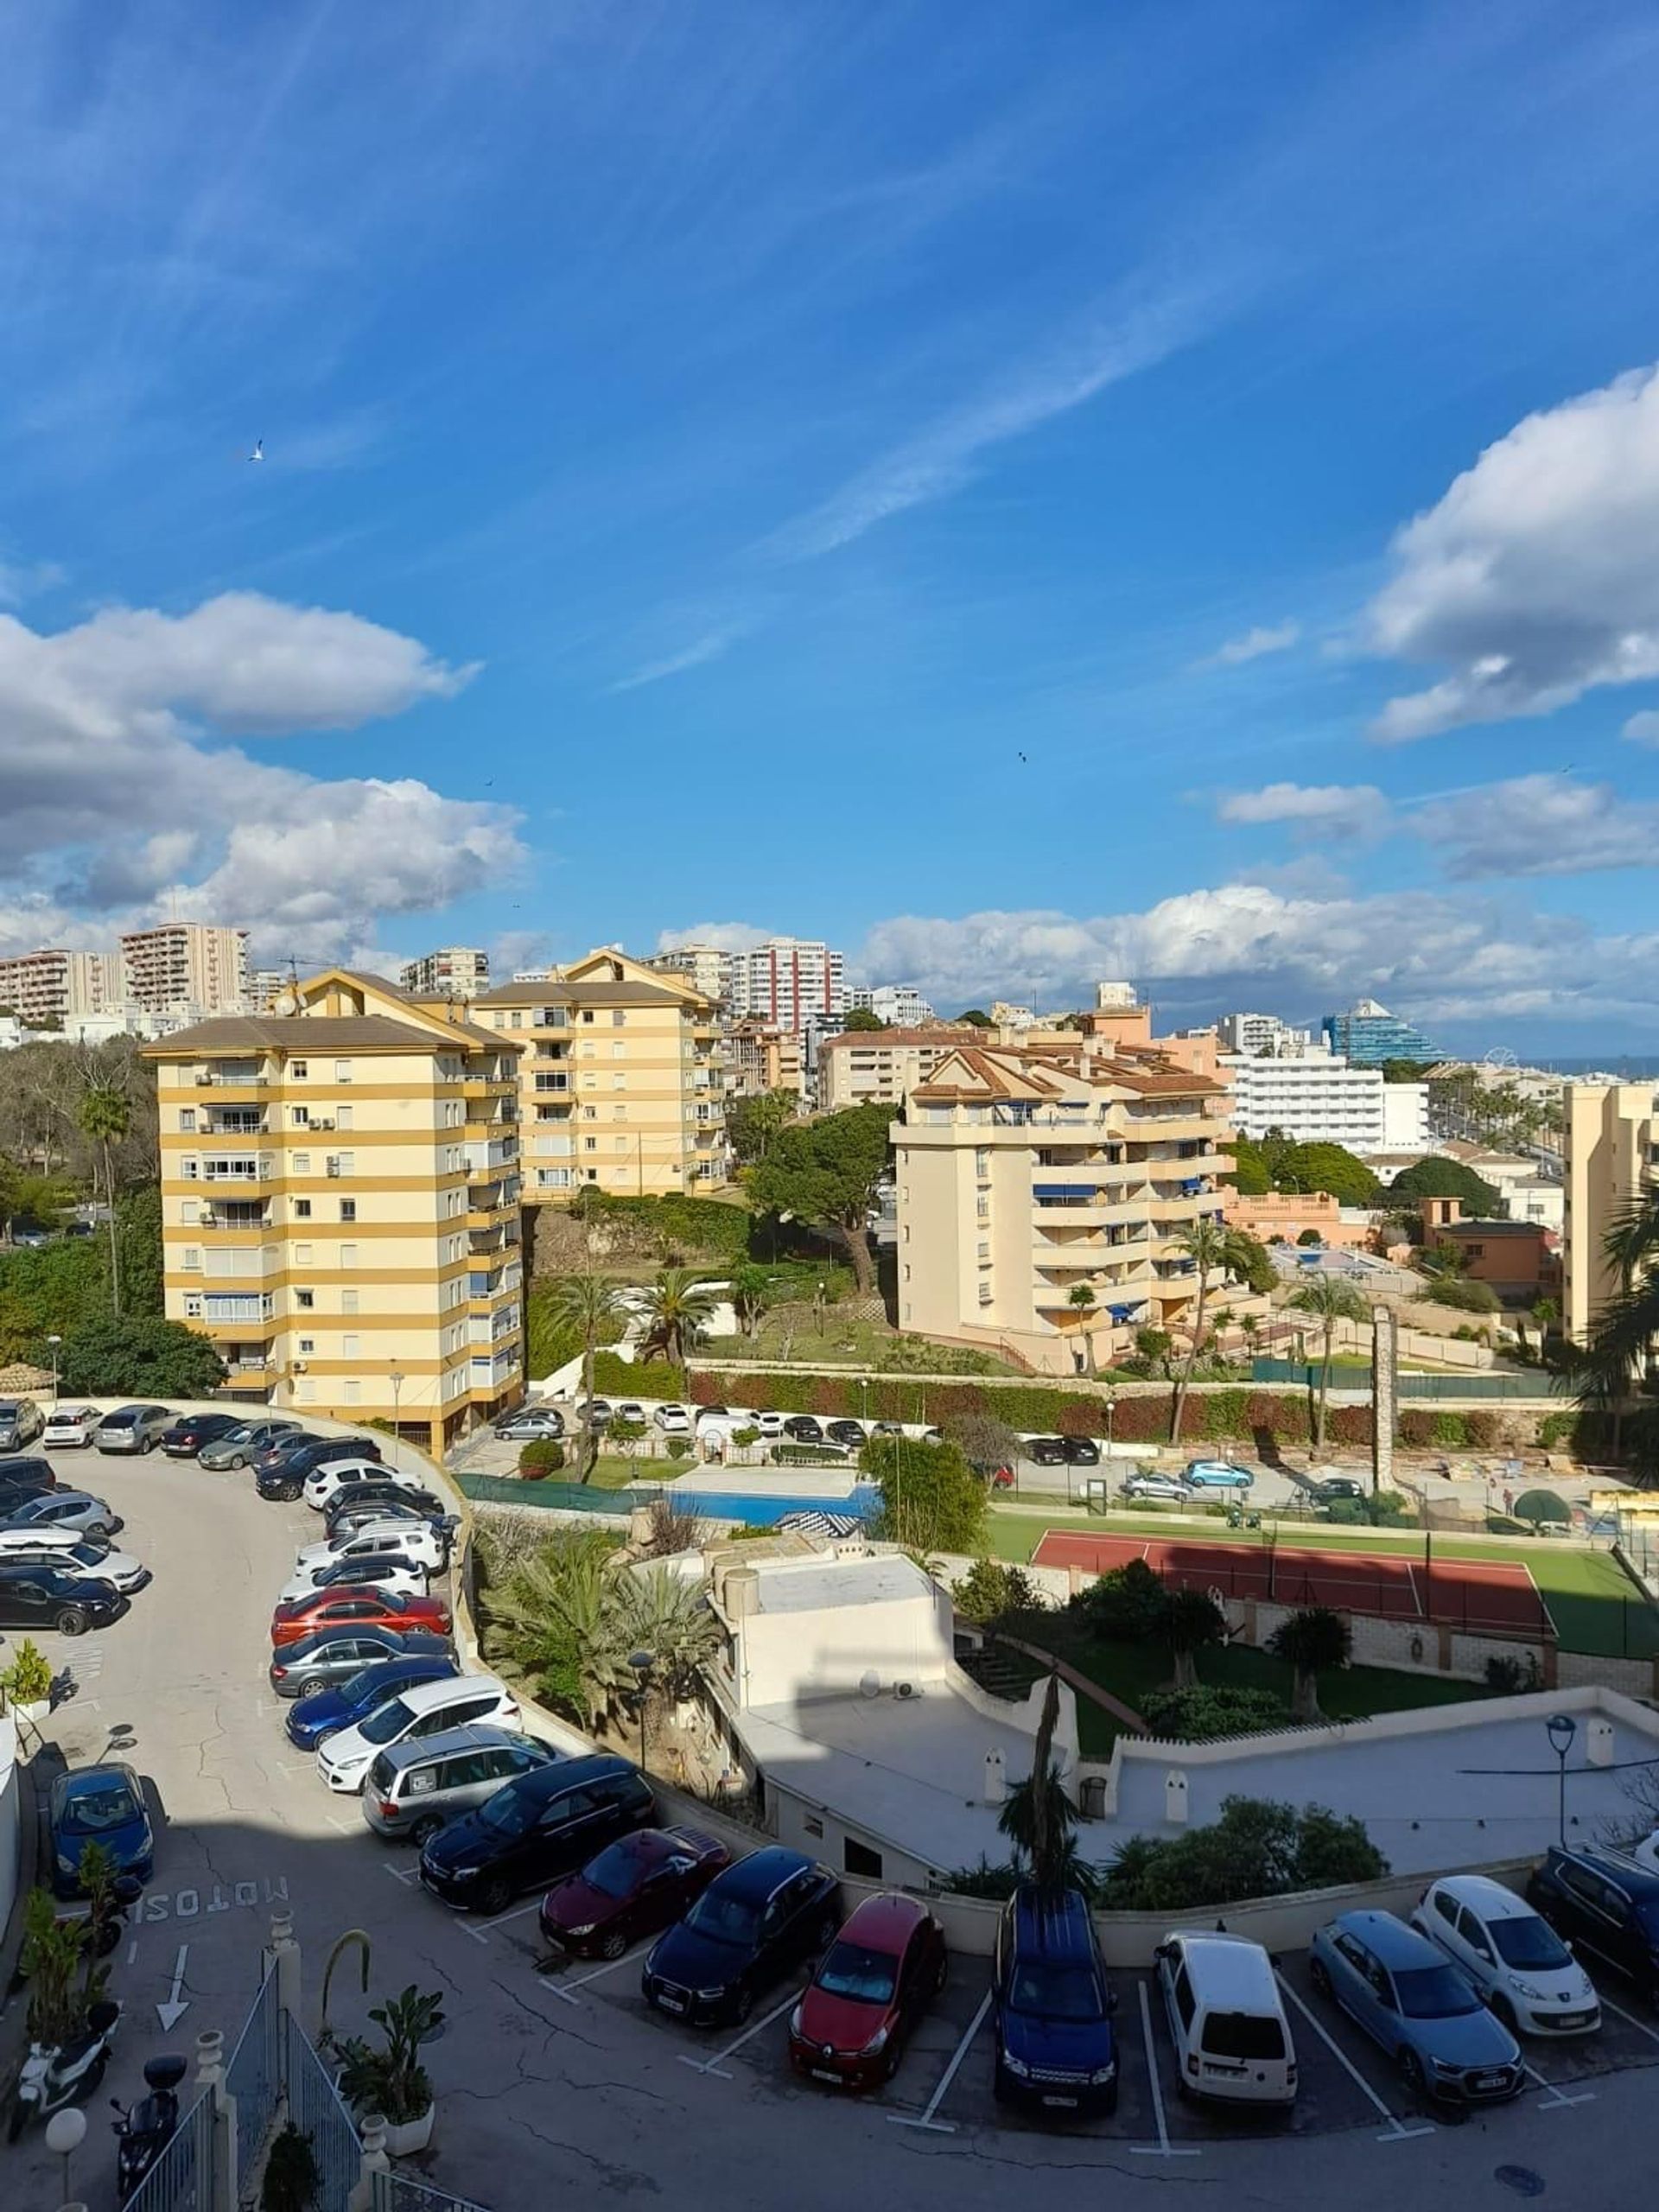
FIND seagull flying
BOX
[248,438,264,463]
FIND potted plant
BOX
[3,1638,54,1727]
[335,1985,444,2154]
[261,2122,320,2212]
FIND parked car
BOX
[0,1398,45,1452]
[782,1415,824,1446]
[93,1404,172,1456]
[420,1751,653,1911]
[1122,1471,1192,1503]
[1308,1910,1524,2106]
[1309,1476,1366,1505]
[283,1652,460,1746]
[269,1630,454,1703]
[693,1406,730,1429]
[0,1561,125,1635]
[653,1404,693,1436]
[365,1725,554,1846]
[277,1555,430,1605]
[316,1481,448,1524]
[1412,1874,1600,2037]
[643,1846,842,2028]
[253,1433,382,1478]
[992,1885,1119,2115]
[493,1405,565,1442]
[540,1827,731,1961]
[302,1459,420,1511]
[1026,1436,1067,1467]
[870,1421,903,1439]
[0,1491,122,1539]
[318,1672,520,1795]
[158,1412,245,1459]
[269,1586,453,1649]
[1181,1459,1255,1491]
[1527,1844,1659,2004]
[1060,1437,1101,1466]
[575,1399,613,1430]
[614,1402,646,1425]
[752,1413,786,1439]
[325,1501,451,1545]
[6,1537,149,1595]
[787,1892,948,2090]
[1154,1931,1297,2107]
[198,1419,306,1471]
[295,1520,450,1578]
[41,1407,96,1451]
[48,1763,154,1901]
[0,1460,58,1507]
[0,1523,123,1567]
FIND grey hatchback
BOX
[0,1399,45,1452]
[362,1724,555,1846]
[94,1404,172,1455]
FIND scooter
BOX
[7,1998,122,2141]
[111,2054,189,2202]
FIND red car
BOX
[270,1587,452,1649]
[787,1892,947,2091]
[539,1827,730,1961]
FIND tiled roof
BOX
[142,1014,480,1056]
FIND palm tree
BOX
[1266,1605,1351,1722]
[1166,1586,1226,1691]
[1169,1219,1257,1444]
[547,1272,626,1478]
[997,1674,1088,1894]
[636,1268,719,1369]
[1066,1283,1098,1374]
[1287,1275,1369,1453]
[77,1077,130,1316]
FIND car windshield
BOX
[1009,1961,1104,2021]
[1394,1963,1481,2018]
[1202,2010,1287,2060]
[64,1544,107,1568]
[356,1696,416,1746]
[683,1891,760,1947]
[816,1941,899,2005]
[62,1782,139,1834]
[341,1667,404,1704]
[1489,1915,1572,1971]
[582,1843,642,1900]
[477,1782,544,1840]
[222,1425,257,1445]
[1635,1901,1659,1946]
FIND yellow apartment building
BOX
[893,1040,1256,1375]
[472,948,727,1203]
[144,969,524,1452]
[1562,1081,1659,1341]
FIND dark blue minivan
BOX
[992,1885,1118,2116]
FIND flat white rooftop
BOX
[751,1556,922,1616]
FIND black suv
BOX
[419,1752,654,1913]
[643,1846,842,2027]
[0,1561,125,1635]
[782,1415,824,1445]
[1528,1845,1659,2002]
[1027,1436,1067,1466]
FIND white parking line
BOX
[564,1939,657,1990]
[678,1986,802,2081]
[1129,1981,1200,2158]
[888,1989,990,2135]
[325,1816,356,1835]
[1523,2061,1593,2110]
[382,1864,419,1888]
[1275,1974,1434,2144]
[125,1940,138,1966]
[1600,1994,1659,2047]
[490,1899,544,1927]
[537,1973,583,2009]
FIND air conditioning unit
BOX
[893,1681,918,1700]
[326,1159,341,1177]
[312,1117,334,1131]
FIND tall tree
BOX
[1266,1606,1351,1723]
[636,1267,719,1366]
[748,1103,890,1296]
[996,1673,1086,1895]
[728,1262,769,1339]
[840,1007,887,1032]
[725,1089,798,1167]
[1166,1586,1227,1691]
[547,1272,626,1478]
[77,1077,131,1316]
[1169,1218,1258,1444]
[1573,1193,1659,1458]
[1066,1282,1098,1373]
[1286,1275,1369,1452]
[860,1433,986,1554]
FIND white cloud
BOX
[1365,364,1659,740]
[0,555,66,606]
[1199,620,1300,668]
[1217,781,1387,837]
[608,627,743,694]
[1409,772,1659,879]
[1624,709,1659,747]
[652,921,774,955]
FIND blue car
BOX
[1309,1910,1523,2107]
[284,1654,457,1751]
[992,1885,1119,2116]
[49,1763,154,1900]
[1181,1459,1255,1491]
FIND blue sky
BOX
[6,2,1659,1051]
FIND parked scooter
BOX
[111,2054,189,2202]
[7,1998,122,2140]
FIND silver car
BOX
[361,1723,554,1846]
[0,1491,123,1539]
[0,1399,45,1452]
[94,1404,172,1455]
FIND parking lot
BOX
[3,1427,1656,2212]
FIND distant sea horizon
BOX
[1497,1056,1659,1078]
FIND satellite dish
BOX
[858,1669,881,1699]
[271,988,299,1017]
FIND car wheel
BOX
[410,1816,444,1849]
[933,1950,948,1997]
[1398,2048,1427,2101]
[474,1876,512,1916]
[601,1929,628,1961]
[55,1607,88,1637]
[730,1985,755,2025]
[1308,1955,1332,2000]
[279,1485,302,1503]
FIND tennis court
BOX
[1031,1529,1555,1639]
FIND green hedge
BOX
[571,1190,755,1260]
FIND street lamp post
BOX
[390,1368,405,1440]
[1546,1713,1577,1847]
[47,1334,61,1409]
[627,1649,653,1773]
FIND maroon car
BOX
[539,1827,731,1961]
[787,1891,948,2090]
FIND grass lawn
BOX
[985,1508,1659,1661]
[739,1306,1028,1377]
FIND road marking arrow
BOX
[156,1943,190,2032]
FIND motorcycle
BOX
[8,1998,122,2140]
[112,2054,189,2202]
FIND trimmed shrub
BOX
[1071,1559,1168,1641]
[518,1440,566,1478]
[1463,1408,1503,1450]
[1140,1686,1289,1741]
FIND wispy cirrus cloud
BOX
[1198,619,1300,669]
[607,622,750,694]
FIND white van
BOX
[1154,1932,1297,2107]
[316,1672,520,1794]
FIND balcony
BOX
[190,1064,268,1089]
[204,1112,269,1137]
[197,1155,277,1185]
[199,1206,275,1234]
[462,1077,516,1102]
[463,1134,520,1174]
[468,1220,520,1256]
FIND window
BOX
[340,1199,357,1223]
[843,1836,883,1878]
[297,1337,315,1355]
[336,1153,355,1175]
[182,1247,202,1272]
[294,1198,312,1219]
[181,1200,200,1224]
[334,1061,352,1084]
[290,1108,309,1127]
[340,1245,358,1268]
[581,1009,594,1024]
[612,1073,626,1089]
[296,1290,315,1311]
[291,1060,308,1079]
[612,1010,626,1027]
[334,1104,353,1131]
[296,1381,315,1402]
[341,1289,359,1315]
[584,1137,597,1152]
[341,1334,359,1357]
[614,1137,627,1154]
[613,1106,627,1120]
[803,1815,824,1840]
[292,1153,311,1174]
[1173,1963,1197,2030]
[612,1042,626,1059]
[294,1243,314,1264]
[183,1294,203,1319]
[179,1108,196,1132]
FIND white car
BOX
[1411,1874,1601,2037]
[751,1412,785,1439]
[5,1537,150,1593]
[316,1671,519,1793]
[614,1402,646,1424]
[278,1554,430,1605]
[652,1404,692,1435]
[302,1458,420,1511]
[41,1407,97,1450]
[295,1522,448,1577]
[1632,1830,1659,1877]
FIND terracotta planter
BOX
[380,2107,435,2156]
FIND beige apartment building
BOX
[122,923,250,1014]
[399,945,490,1000]
[819,1027,978,1110]
[726,1019,807,1101]
[473,948,727,1202]
[0,947,121,1027]
[1562,1082,1659,1341]
[893,1041,1252,1375]
[144,969,524,1452]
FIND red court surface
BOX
[1031,1530,1554,1639]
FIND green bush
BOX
[608,1417,646,1444]
[1071,1559,1168,1641]
[518,1440,566,1477]
[1426,1277,1501,1313]
[951,1559,1044,1625]
[592,1349,671,1396]
[1097,1795,1386,1910]
[1296,1229,1323,1247]
[1140,1686,1289,1740]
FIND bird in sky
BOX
[248,437,264,463]
[1017,750,1027,763]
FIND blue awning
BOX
[1032,1183,1094,1200]
[1105,1300,1143,1321]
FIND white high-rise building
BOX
[728,938,845,1033]
[1217,1011,1314,1058]
[649,943,733,1005]
[1223,1050,1388,1148]
[122,924,250,1015]
[399,946,490,1000]
[846,983,936,1027]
